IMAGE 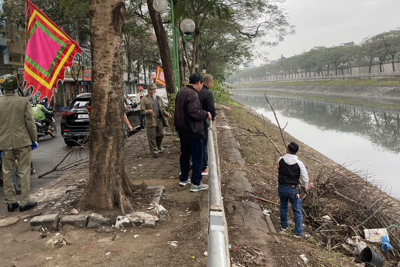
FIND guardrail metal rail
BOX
[207,120,230,267]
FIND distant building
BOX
[270,55,285,64]
[341,42,355,47]
[0,20,25,83]
[244,61,255,69]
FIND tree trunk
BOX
[392,56,396,72]
[178,35,185,88]
[192,32,200,73]
[79,0,135,214]
[144,64,147,86]
[369,57,373,74]
[147,0,174,95]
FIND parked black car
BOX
[60,93,140,146]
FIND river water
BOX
[232,93,400,199]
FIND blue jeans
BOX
[179,135,203,185]
[278,185,303,235]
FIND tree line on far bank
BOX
[229,28,400,82]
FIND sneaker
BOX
[190,183,209,192]
[179,179,191,186]
[201,169,209,176]
[153,153,159,158]
[279,228,288,235]
[158,147,163,152]
[294,232,310,239]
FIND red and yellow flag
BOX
[24,0,81,101]
[155,66,166,88]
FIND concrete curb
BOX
[218,110,280,241]
[30,186,166,231]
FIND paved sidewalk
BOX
[0,131,209,267]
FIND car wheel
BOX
[64,139,76,146]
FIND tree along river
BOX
[232,93,400,199]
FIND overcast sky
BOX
[257,0,400,64]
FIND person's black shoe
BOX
[0,179,3,186]
[14,186,21,195]
[19,201,37,212]
[7,202,19,212]
[153,154,159,158]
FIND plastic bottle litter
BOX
[300,254,308,264]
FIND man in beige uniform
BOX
[0,74,38,212]
[140,83,171,158]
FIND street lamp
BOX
[153,0,195,92]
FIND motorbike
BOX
[36,114,57,139]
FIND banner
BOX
[24,0,81,101]
[155,66,166,88]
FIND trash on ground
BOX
[204,252,208,256]
[154,203,169,221]
[381,236,393,252]
[343,236,367,255]
[262,209,271,216]
[363,228,389,243]
[106,252,111,256]
[300,254,308,264]
[360,247,384,267]
[167,241,178,247]
[55,233,60,236]
[322,215,331,221]
[115,212,159,228]
[147,206,154,210]
[134,235,139,238]
[191,256,195,260]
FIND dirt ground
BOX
[1,100,399,266]
[0,131,209,267]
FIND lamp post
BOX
[153,0,195,93]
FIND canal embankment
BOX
[219,98,400,266]
[232,78,400,110]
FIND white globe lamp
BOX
[180,19,195,35]
[153,0,169,12]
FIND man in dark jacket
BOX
[198,74,216,176]
[175,73,211,192]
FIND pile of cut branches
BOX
[302,165,400,265]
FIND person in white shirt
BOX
[277,142,311,238]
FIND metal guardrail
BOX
[207,120,229,267]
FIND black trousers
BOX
[202,120,208,171]
[179,134,203,185]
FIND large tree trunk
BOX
[147,0,175,96]
[79,0,134,214]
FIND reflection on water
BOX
[233,93,400,198]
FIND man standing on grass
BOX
[175,73,211,192]
[277,142,311,238]
[141,83,171,158]
[198,74,216,176]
